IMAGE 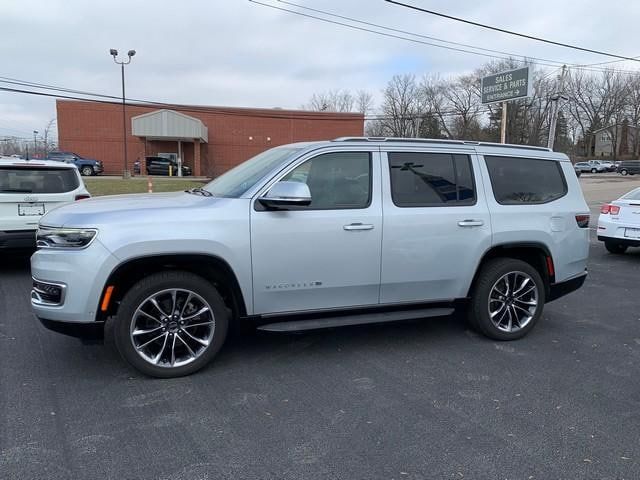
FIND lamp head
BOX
[109,49,118,57]
[127,50,136,57]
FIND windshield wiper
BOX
[185,187,214,197]
[0,188,33,193]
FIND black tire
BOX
[114,271,229,378]
[468,258,545,341]
[591,168,597,173]
[620,169,628,176]
[81,166,94,176]
[605,241,628,254]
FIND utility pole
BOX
[547,64,568,150]
[500,101,507,144]
[33,130,38,158]
[110,48,136,178]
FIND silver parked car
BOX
[31,138,590,377]
[574,161,607,173]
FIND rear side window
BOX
[0,168,79,193]
[388,152,476,207]
[484,156,567,205]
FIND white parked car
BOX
[0,158,90,249]
[598,186,640,253]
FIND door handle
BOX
[457,219,484,227]
[344,223,374,231]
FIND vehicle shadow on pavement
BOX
[1,250,33,270]
[99,312,473,379]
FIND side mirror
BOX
[259,181,312,209]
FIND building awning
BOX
[131,109,208,143]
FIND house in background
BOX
[593,123,639,158]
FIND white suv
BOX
[31,138,590,377]
[0,158,90,249]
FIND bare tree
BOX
[378,74,423,137]
[354,90,373,115]
[42,118,56,158]
[566,69,628,157]
[303,90,355,112]
[419,74,453,138]
[442,74,482,139]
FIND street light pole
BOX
[110,48,136,178]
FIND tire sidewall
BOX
[114,271,229,378]
[470,259,546,341]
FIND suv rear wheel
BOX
[620,169,628,176]
[591,168,598,173]
[468,258,545,341]
[114,271,229,378]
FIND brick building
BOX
[56,100,364,176]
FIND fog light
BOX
[32,279,65,305]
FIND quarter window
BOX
[388,152,476,207]
[281,152,371,209]
[484,155,567,205]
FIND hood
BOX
[40,191,227,227]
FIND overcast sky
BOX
[1,0,639,140]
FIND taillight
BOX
[575,214,590,228]
[75,194,91,201]
[600,204,620,215]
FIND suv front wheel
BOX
[114,271,229,378]
[468,258,545,341]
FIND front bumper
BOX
[31,238,119,324]
[0,230,36,249]
[547,271,587,302]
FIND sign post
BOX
[481,66,532,144]
[500,102,507,144]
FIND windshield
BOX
[203,146,302,198]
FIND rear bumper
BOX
[597,235,640,247]
[38,317,104,340]
[548,271,587,302]
[0,230,36,249]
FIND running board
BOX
[256,307,454,332]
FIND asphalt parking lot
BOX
[1,177,639,480]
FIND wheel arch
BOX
[467,242,555,299]
[97,253,247,323]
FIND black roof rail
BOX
[331,137,551,152]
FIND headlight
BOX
[36,227,98,249]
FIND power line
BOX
[385,0,640,63]
[2,83,551,123]
[250,1,640,76]
[0,85,364,121]
[276,0,568,67]
[248,0,557,67]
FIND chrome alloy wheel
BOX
[487,271,538,333]
[130,288,215,368]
